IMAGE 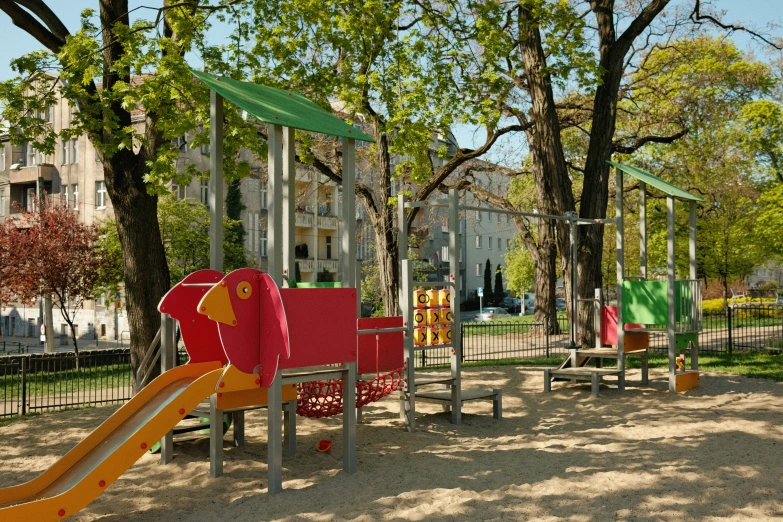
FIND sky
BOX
[0,0,781,157]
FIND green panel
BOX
[607,161,704,202]
[676,332,698,351]
[622,280,669,325]
[675,281,692,321]
[294,282,343,288]
[191,69,375,143]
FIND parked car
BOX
[501,297,521,314]
[467,307,512,322]
[522,292,535,314]
[555,297,567,311]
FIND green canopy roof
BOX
[191,69,375,143]
[607,161,704,202]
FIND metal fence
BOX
[413,304,783,368]
[0,349,132,418]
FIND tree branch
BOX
[612,129,688,154]
[0,0,66,53]
[690,0,782,50]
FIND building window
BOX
[497,238,502,251]
[200,179,209,207]
[476,236,482,249]
[95,181,107,209]
[261,184,268,209]
[0,145,5,170]
[476,210,481,221]
[71,184,78,210]
[506,239,511,250]
[440,245,449,262]
[259,229,268,257]
[70,139,78,164]
[172,183,186,200]
[174,135,187,151]
[61,139,67,165]
[27,143,37,166]
[0,188,5,217]
[200,143,209,155]
[488,236,493,250]
[441,217,448,232]
[476,263,481,276]
[62,185,68,206]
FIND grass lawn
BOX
[420,352,783,381]
[0,364,131,401]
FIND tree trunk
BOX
[104,151,170,389]
[532,221,560,334]
[372,208,400,317]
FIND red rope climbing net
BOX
[296,366,406,418]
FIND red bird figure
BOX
[197,268,290,387]
[158,269,227,366]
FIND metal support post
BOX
[282,127,296,285]
[639,182,647,279]
[400,259,415,431]
[267,370,283,494]
[667,196,677,394]
[689,201,699,371]
[209,90,224,272]
[341,138,356,288]
[267,124,284,286]
[342,362,357,474]
[284,400,296,456]
[594,288,603,349]
[232,411,245,447]
[449,189,462,425]
[209,394,223,478]
[567,214,578,353]
[160,313,176,464]
[615,168,625,391]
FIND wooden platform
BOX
[576,348,648,358]
[544,367,621,398]
[415,388,502,419]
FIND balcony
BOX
[297,259,315,272]
[318,259,339,273]
[317,215,338,229]
[295,211,314,228]
[10,164,56,184]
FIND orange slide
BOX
[0,361,224,521]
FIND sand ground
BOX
[1,366,782,521]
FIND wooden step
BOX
[544,367,621,398]
[414,388,502,419]
[415,376,455,387]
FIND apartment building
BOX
[0,84,353,342]
[408,159,516,302]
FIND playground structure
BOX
[545,161,704,395]
[0,70,504,521]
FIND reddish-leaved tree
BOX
[0,197,102,359]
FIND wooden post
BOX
[160,313,175,464]
[267,370,283,493]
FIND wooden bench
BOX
[415,388,502,419]
[543,367,621,398]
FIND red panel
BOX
[158,270,227,365]
[357,316,404,374]
[212,269,291,387]
[600,305,642,347]
[279,288,357,369]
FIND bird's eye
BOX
[236,281,252,300]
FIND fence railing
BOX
[412,304,783,368]
[0,349,132,418]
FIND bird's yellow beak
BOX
[198,281,237,326]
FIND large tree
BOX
[247,0,525,315]
[0,0,253,385]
